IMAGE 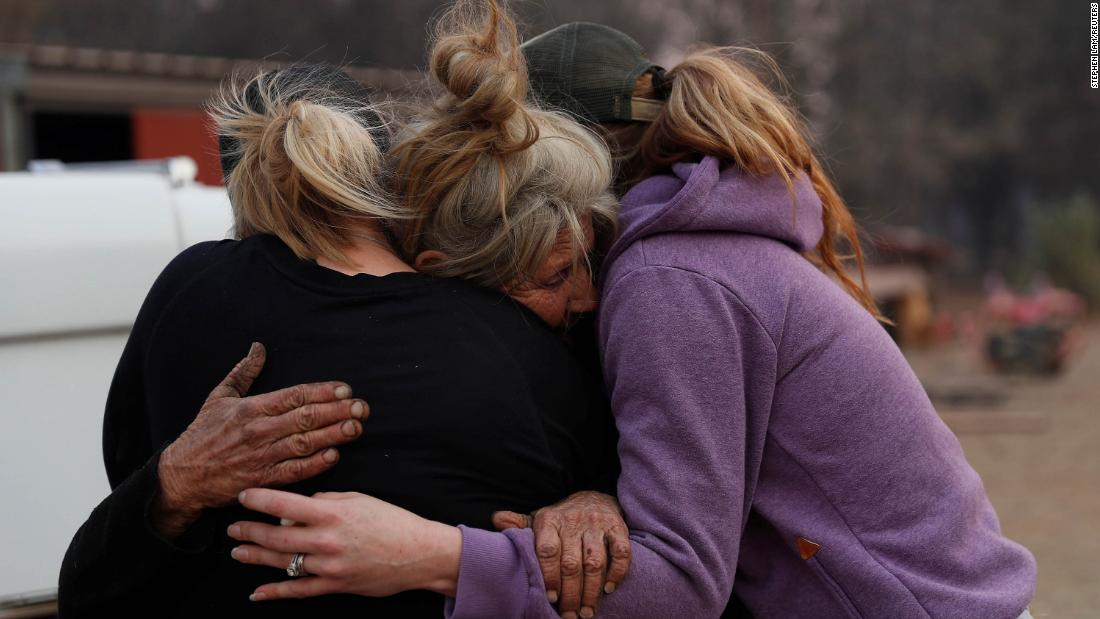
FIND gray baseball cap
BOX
[521,22,668,123]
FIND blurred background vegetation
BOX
[1,0,1097,300]
[1029,192,1100,304]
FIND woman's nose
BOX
[568,276,598,314]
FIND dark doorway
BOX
[31,111,133,163]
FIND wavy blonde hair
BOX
[390,0,617,290]
[209,66,402,267]
[609,48,883,320]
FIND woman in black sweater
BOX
[58,65,618,617]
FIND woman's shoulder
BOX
[159,238,249,285]
[132,238,265,333]
[422,277,592,375]
[145,238,239,295]
[423,277,558,339]
[603,232,877,351]
[607,233,800,304]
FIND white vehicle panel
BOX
[0,173,180,339]
[0,171,232,604]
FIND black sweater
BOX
[59,235,615,618]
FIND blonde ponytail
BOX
[210,67,401,267]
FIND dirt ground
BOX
[905,323,1100,619]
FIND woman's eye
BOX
[542,266,573,289]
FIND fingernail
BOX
[250,592,267,602]
[248,342,260,356]
[230,546,243,560]
[350,400,365,418]
[227,524,241,538]
[604,582,616,594]
[238,490,247,503]
[562,612,577,619]
[334,385,352,399]
[580,608,595,619]
[547,590,558,603]
[279,518,295,526]
[341,420,359,436]
[322,448,339,463]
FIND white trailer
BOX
[0,160,231,616]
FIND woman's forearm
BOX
[149,444,205,539]
[229,489,463,600]
[448,526,735,619]
[408,519,463,597]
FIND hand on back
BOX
[494,490,632,619]
[153,343,367,537]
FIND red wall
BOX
[132,108,223,186]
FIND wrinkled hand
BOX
[493,491,631,619]
[228,488,462,600]
[153,343,367,538]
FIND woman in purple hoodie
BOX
[227,16,1037,619]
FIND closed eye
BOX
[541,264,574,289]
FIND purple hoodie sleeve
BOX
[447,265,759,618]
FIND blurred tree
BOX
[819,0,1099,275]
[1030,192,1100,304]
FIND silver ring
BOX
[286,552,306,578]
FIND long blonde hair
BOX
[390,0,617,290]
[615,48,882,320]
[209,66,402,267]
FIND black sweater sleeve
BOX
[57,449,218,616]
[58,243,224,618]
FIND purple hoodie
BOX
[446,156,1036,618]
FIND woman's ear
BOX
[415,250,449,269]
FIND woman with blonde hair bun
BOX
[388,0,618,324]
[59,61,619,618]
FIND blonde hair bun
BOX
[428,0,537,154]
[391,0,618,290]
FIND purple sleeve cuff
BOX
[444,525,551,619]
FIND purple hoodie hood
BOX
[606,156,823,269]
